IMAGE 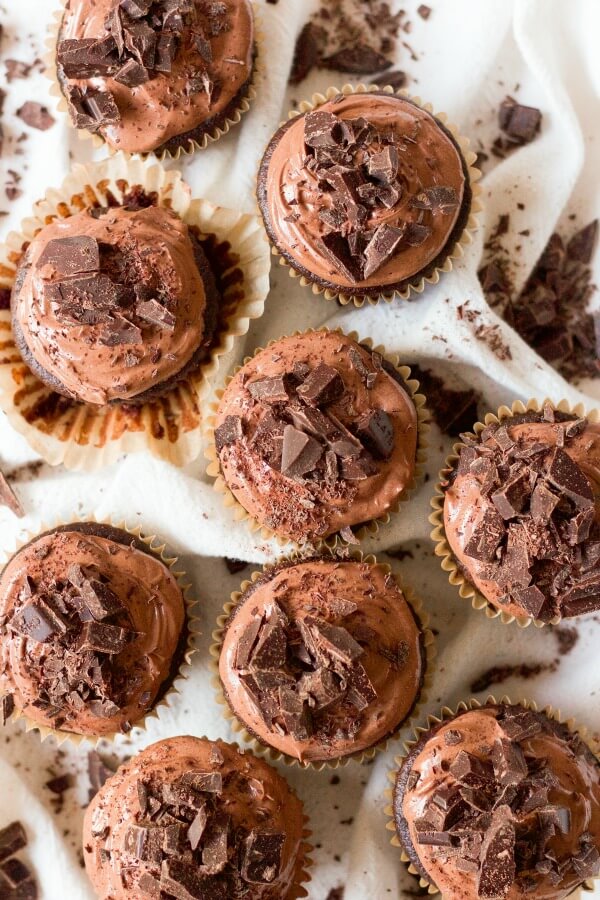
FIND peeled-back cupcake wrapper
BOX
[208,546,436,772]
[0,153,271,471]
[429,397,600,629]
[261,82,482,309]
[44,1,263,161]
[0,516,199,748]
[204,326,430,550]
[383,695,600,897]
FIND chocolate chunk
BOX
[234,616,263,670]
[566,507,595,545]
[499,97,542,144]
[181,771,223,794]
[304,111,345,149]
[463,506,505,562]
[530,481,558,523]
[155,32,179,72]
[123,20,157,68]
[414,825,453,846]
[302,616,363,666]
[510,585,546,618]
[10,598,68,643]
[491,470,530,519]
[320,232,363,283]
[1,694,15,726]
[290,407,337,440]
[323,43,392,74]
[114,58,149,86]
[278,686,312,740]
[289,22,323,84]
[491,738,528,785]
[411,186,458,212]
[367,146,399,184]
[0,471,24,518]
[0,822,27,862]
[187,807,207,851]
[77,621,128,654]
[248,375,293,404]
[100,315,142,346]
[567,220,598,264]
[87,751,115,800]
[418,4,432,18]
[215,415,243,452]
[0,857,35,893]
[57,37,118,78]
[561,573,600,616]
[499,709,541,741]
[280,425,323,477]
[546,448,593,507]
[45,773,73,795]
[139,872,161,898]
[37,236,99,277]
[250,605,287,670]
[16,102,54,131]
[371,69,407,90]
[242,831,285,884]
[340,455,378,480]
[120,0,152,17]
[135,298,176,330]
[224,557,248,575]
[201,812,230,874]
[297,667,344,709]
[78,577,123,620]
[450,751,492,786]
[297,363,344,407]
[444,729,463,746]
[160,859,227,900]
[363,224,406,278]
[356,409,394,459]
[477,808,516,898]
[404,222,432,246]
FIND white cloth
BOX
[0,1,599,897]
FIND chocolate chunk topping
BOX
[454,419,600,619]
[248,375,293,404]
[477,808,515,898]
[64,84,120,131]
[77,621,128,654]
[135,298,176,330]
[215,416,243,452]
[241,831,285,884]
[320,232,364,283]
[356,409,394,459]
[297,364,344,407]
[280,425,324,477]
[114,58,149,86]
[363,224,406,279]
[37,236,100,276]
[10,598,68,643]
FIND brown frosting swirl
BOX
[219,558,425,763]
[394,704,600,900]
[58,0,255,154]
[0,524,185,736]
[83,736,306,899]
[443,413,600,620]
[12,205,209,405]
[258,93,468,292]
[214,331,419,542]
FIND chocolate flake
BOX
[363,224,406,278]
[135,298,176,330]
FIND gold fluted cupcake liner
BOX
[260,82,482,308]
[0,153,271,471]
[429,397,600,629]
[384,695,600,897]
[204,326,430,550]
[44,1,263,160]
[0,515,199,748]
[209,546,436,771]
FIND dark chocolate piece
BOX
[0,822,27,862]
[297,364,344,407]
[241,831,285,884]
[37,235,99,276]
[215,416,243,452]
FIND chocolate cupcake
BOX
[0,523,187,737]
[83,735,310,899]
[211,330,424,544]
[439,406,600,622]
[55,0,256,156]
[392,702,600,899]
[217,556,427,765]
[11,198,219,406]
[257,90,474,303]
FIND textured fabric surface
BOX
[0,1,599,897]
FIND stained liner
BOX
[0,516,198,748]
[383,695,600,897]
[209,547,436,771]
[0,153,271,470]
[204,327,430,549]
[259,82,482,308]
[429,397,600,629]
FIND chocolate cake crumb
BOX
[408,365,479,437]
[480,219,598,381]
[290,1,406,84]
[470,662,557,694]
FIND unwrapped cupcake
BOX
[54,0,256,155]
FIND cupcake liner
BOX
[260,83,482,308]
[384,695,600,897]
[0,516,199,748]
[429,397,600,629]
[204,326,430,549]
[44,2,263,160]
[0,153,271,471]
[209,547,436,771]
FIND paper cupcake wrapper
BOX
[0,516,199,748]
[0,153,271,471]
[204,326,430,549]
[261,83,482,308]
[44,2,263,160]
[429,397,600,629]
[209,546,436,771]
[384,695,600,897]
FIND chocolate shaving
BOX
[135,298,176,330]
